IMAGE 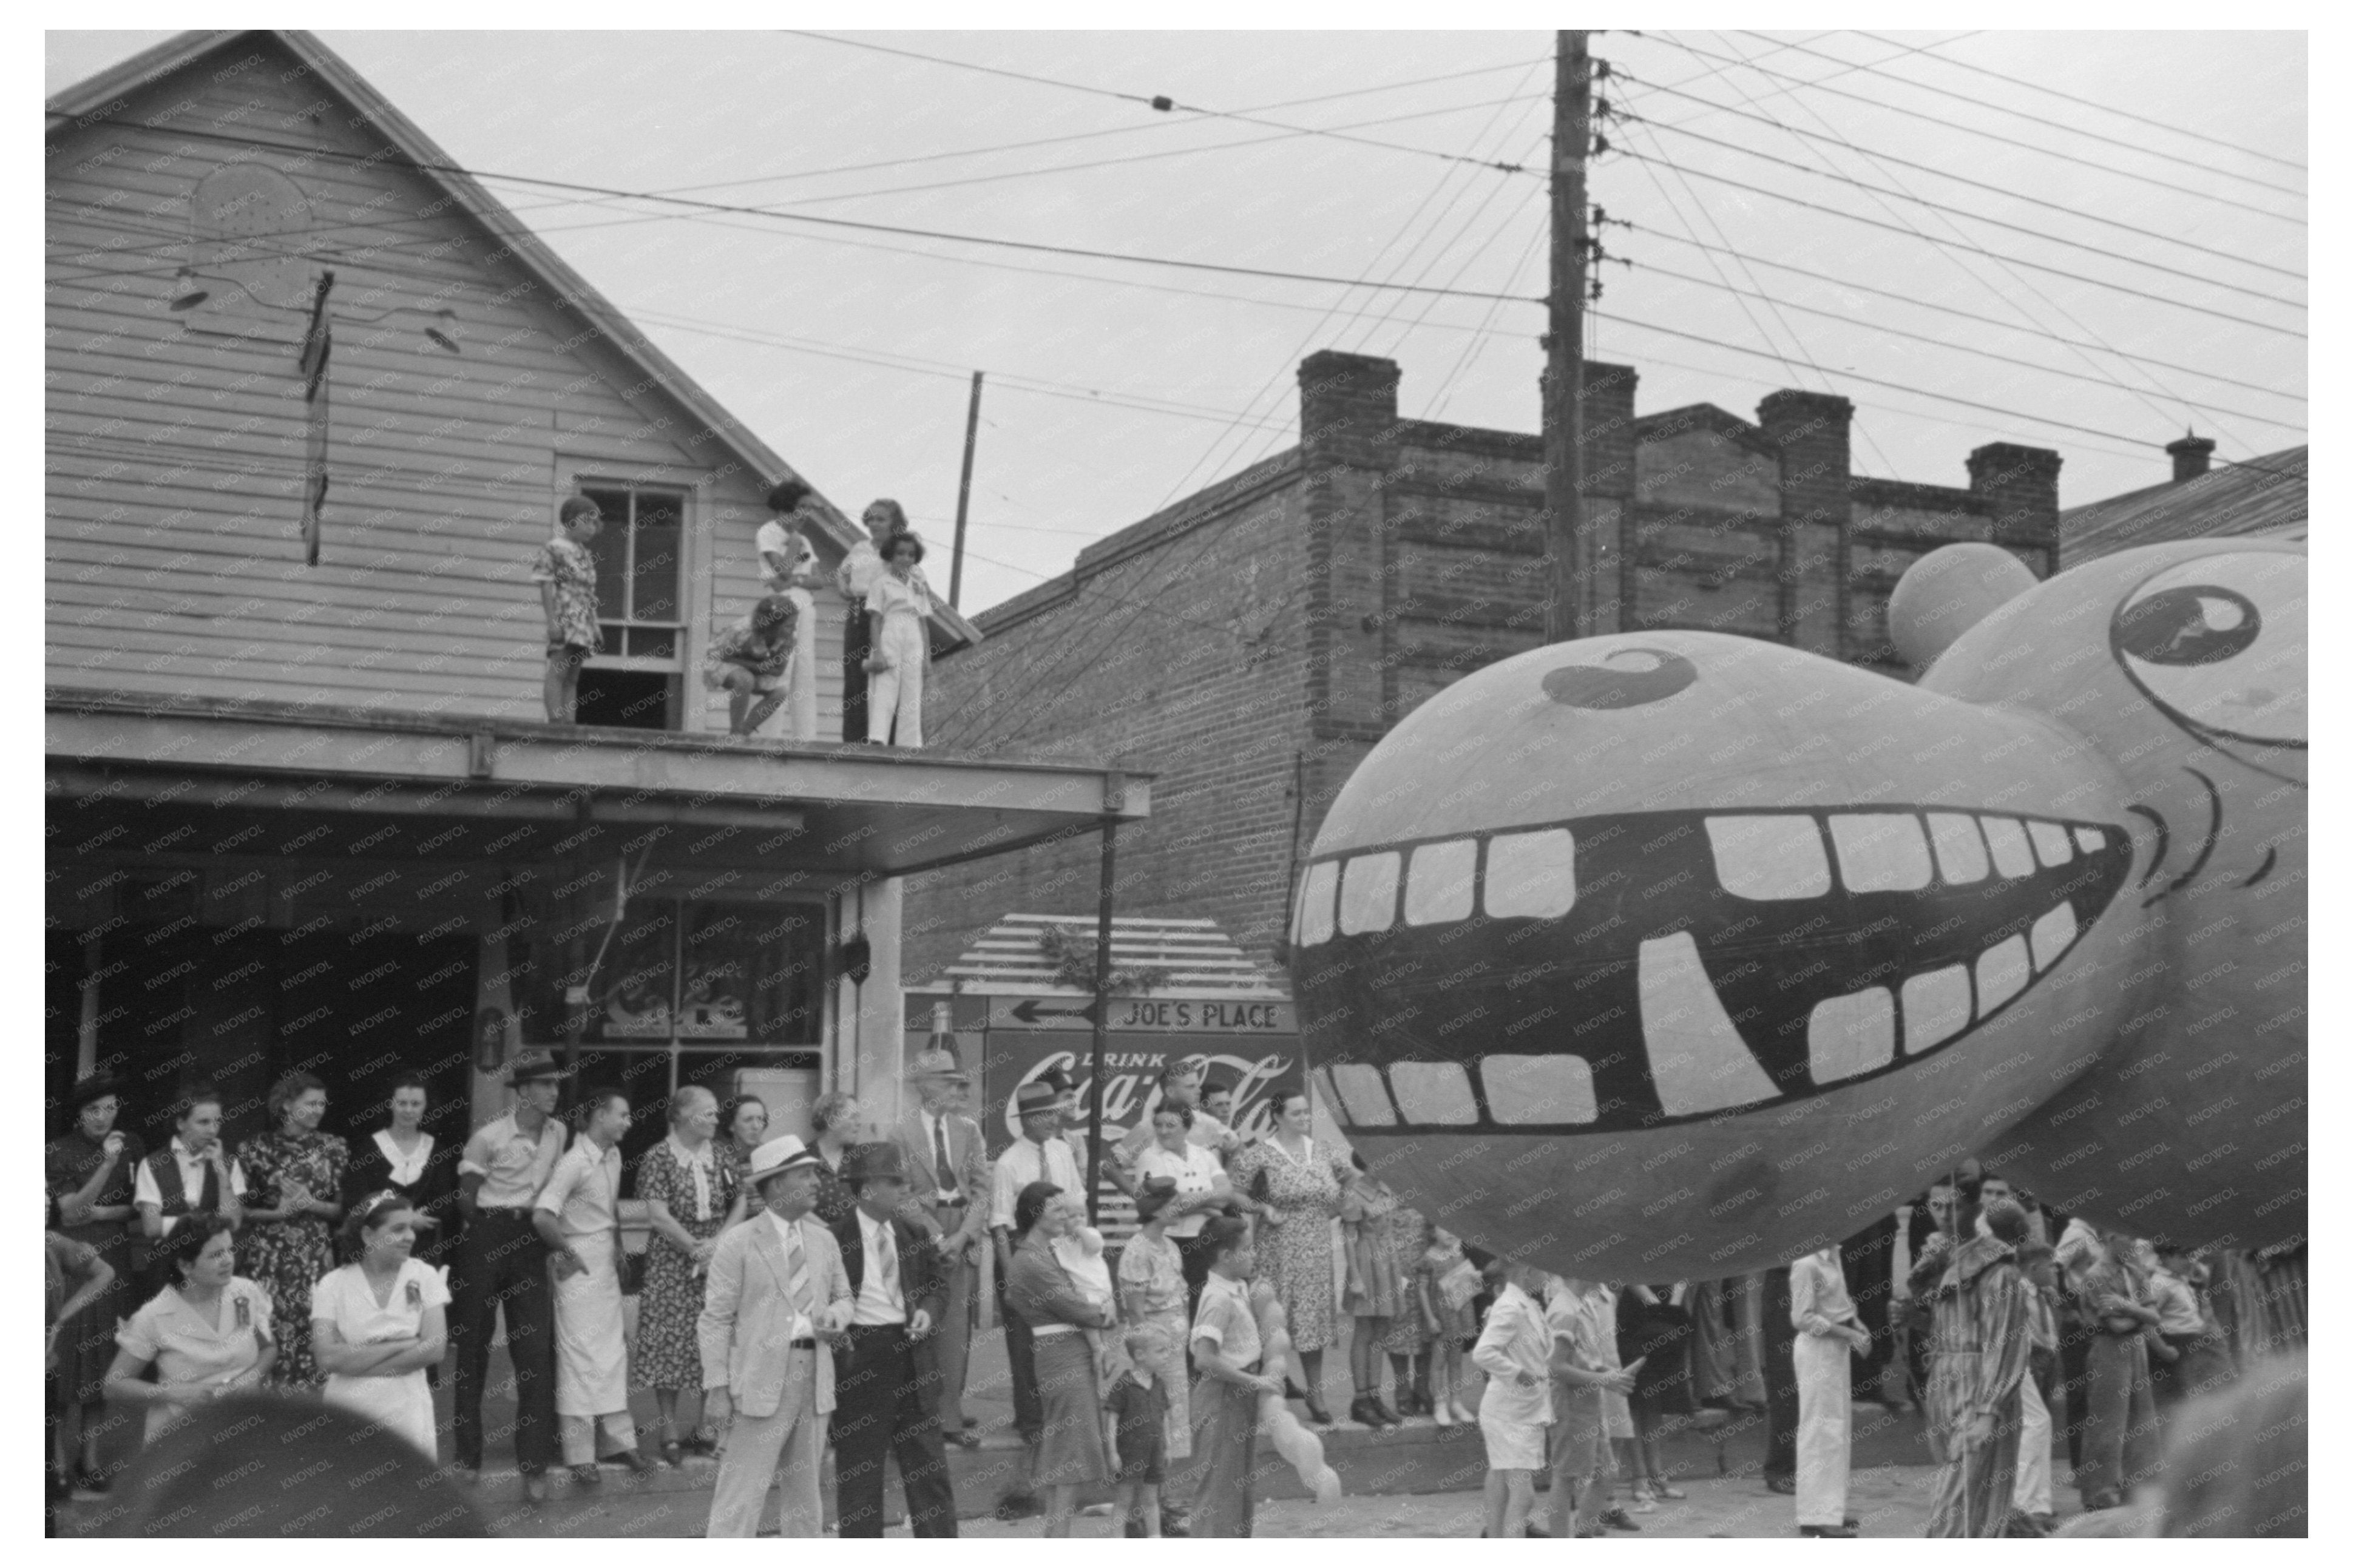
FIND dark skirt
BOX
[1032,1331,1111,1487]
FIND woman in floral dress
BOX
[1230,1088,1348,1425]
[632,1086,743,1464]
[235,1072,347,1387]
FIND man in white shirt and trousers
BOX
[700,1135,856,1537]
[533,1087,655,1481]
[1790,1243,1871,1538]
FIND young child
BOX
[1104,1323,1174,1538]
[1051,1200,1117,1376]
[532,496,602,723]
[1418,1219,1480,1424]
[1471,1258,1554,1540]
[702,594,799,737]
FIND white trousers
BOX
[865,613,926,747]
[1793,1332,1852,1527]
[706,1350,827,1538]
[2013,1373,2053,1516]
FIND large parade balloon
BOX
[1287,538,2304,1278]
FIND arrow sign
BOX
[1004,998,1102,1029]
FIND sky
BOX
[46,27,2307,619]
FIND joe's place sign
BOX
[989,996,1295,1033]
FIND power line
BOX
[1615,147,2304,339]
[790,30,1542,179]
[1743,30,2308,201]
[1634,33,2304,228]
[1617,69,2303,283]
[1851,29,2305,173]
[1612,225,2302,405]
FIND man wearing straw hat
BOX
[891,1044,990,1447]
[700,1134,855,1537]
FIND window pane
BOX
[579,487,629,622]
[628,627,676,660]
[1390,1060,1478,1125]
[592,901,679,1041]
[1481,1054,1598,1125]
[1322,1063,1396,1127]
[1338,851,1400,936]
[743,902,827,1046]
[1404,839,1478,926]
[1299,860,1339,947]
[631,492,685,624]
[1484,828,1577,919]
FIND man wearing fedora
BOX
[451,1050,570,1501]
[988,1080,1084,1518]
[700,1134,856,1538]
[830,1142,958,1536]
[891,1046,990,1446]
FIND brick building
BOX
[904,350,2062,984]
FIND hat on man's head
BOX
[1132,1175,1181,1223]
[67,1071,124,1113]
[1037,1066,1075,1095]
[504,1050,571,1087]
[747,1134,824,1185]
[906,1046,969,1085]
[1014,1082,1060,1118]
[843,1141,907,1185]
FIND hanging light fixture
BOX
[167,266,210,311]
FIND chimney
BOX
[1298,350,1400,470]
[1579,360,1640,500]
[1756,390,1854,529]
[1966,442,2064,561]
[2166,432,2216,483]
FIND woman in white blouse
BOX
[104,1217,277,1445]
[862,530,933,748]
[311,1191,451,1459]
[340,1075,463,1275]
[1131,1103,1250,1323]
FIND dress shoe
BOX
[1601,1506,1642,1532]
[521,1473,550,1505]
[613,1448,659,1476]
[1370,1396,1404,1428]
[1303,1394,1334,1425]
[568,1463,602,1487]
[1523,1522,1551,1538]
[994,1490,1041,1522]
[1798,1524,1859,1538]
[1767,1475,1798,1495]
[947,1427,982,1450]
[659,1439,684,1468]
[1349,1394,1380,1427]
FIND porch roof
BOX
[47,688,1148,883]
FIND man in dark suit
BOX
[830,1142,958,1537]
[889,1046,990,1447]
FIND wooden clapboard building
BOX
[45,29,1147,1168]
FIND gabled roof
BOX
[2059,445,2307,570]
[47,29,980,649]
[1633,402,1779,457]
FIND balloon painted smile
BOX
[1291,803,2132,1134]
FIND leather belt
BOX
[789,1338,818,1350]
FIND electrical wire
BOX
[1740,30,2307,200]
[1614,148,2304,338]
[1617,69,2303,283]
[1849,29,2304,173]
[1634,33,2304,227]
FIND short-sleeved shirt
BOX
[837,539,885,603]
[1116,1109,1235,1169]
[535,1137,623,1237]
[311,1258,450,1346]
[870,567,933,626]
[702,613,796,689]
[990,1135,1083,1232]
[133,1137,249,1233]
[117,1277,276,1439]
[1191,1272,1262,1370]
[1545,1282,1613,1374]
[1105,1371,1171,1481]
[1130,1142,1225,1239]
[755,521,816,592]
[2148,1269,2207,1336]
[1116,1231,1187,1320]
[531,535,603,651]
[461,1111,567,1210]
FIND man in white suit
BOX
[700,1134,855,1537]
[889,1046,990,1446]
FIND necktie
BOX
[879,1221,900,1307]
[785,1224,812,1319]
[932,1117,954,1200]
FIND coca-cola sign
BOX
[978,1035,1299,1157]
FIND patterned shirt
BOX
[532,535,604,651]
[702,612,796,686]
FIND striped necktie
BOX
[785,1223,812,1318]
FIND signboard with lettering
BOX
[985,997,1296,1034]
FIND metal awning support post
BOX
[1085,817,1117,1225]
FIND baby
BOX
[1049,1194,1119,1373]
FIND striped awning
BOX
[941,912,1287,998]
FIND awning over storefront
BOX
[47,688,1148,888]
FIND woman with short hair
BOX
[808,1091,868,1227]
[235,1071,347,1387]
[1228,1088,1349,1425]
[1131,1101,1248,1323]
[312,1191,451,1459]
[340,1073,464,1274]
[719,1096,770,1220]
[1006,1183,1117,1537]
[862,530,934,747]
[633,1085,746,1464]
[103,1217,277,1446]
[46,1072,144,1495]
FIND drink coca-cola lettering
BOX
[986,1045,1294,1151]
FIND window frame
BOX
[573,478,691,672]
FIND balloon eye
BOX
[2114,586,2261,667]
[1543,648,1699,709]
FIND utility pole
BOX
[949,370,983,609]
[1543,30,1591,645]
